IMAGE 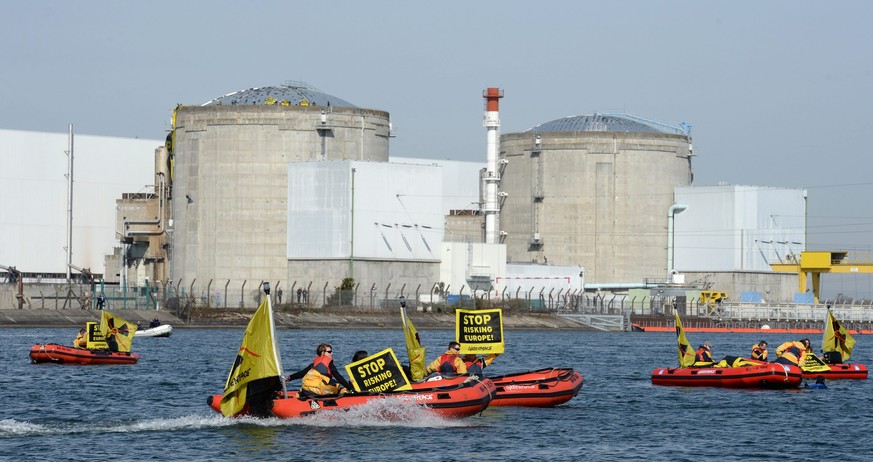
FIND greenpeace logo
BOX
[227,368,251,387]
[505,385,535,391]
[466,346,493,352]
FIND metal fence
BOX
[5,280,873,326]
[4,280,590,313]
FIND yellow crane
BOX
[769,251,873,303]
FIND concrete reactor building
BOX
[168,82,469,301]
[170,82,392,286]
[498,114,694,286]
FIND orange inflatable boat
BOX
[652,363,802,388]
[29,343,140,365]
[488,368,584,407]
[802,363,868,380]
[208,377,495,419]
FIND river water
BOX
[2,327,871,461]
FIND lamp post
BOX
[667,203,688,277]
[802,189,808,251]
[349,167,356,279]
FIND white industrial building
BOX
[671,184,806,301]
[286,160,449,288]
[673,185,806,272]
[0,128,157,280]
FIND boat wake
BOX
[0,415,237,437]
[0,418,46,436]
[0,399,478,437]
[289,397,475,428]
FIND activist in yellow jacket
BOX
[424,342,468,376]
[73,328,88,348]
[287,343,353,395]
[751,341,768,361]
[774,340,809,366]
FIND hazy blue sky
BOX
[4,1,872,297]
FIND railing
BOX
[557,295,873,330]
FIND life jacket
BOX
[751,345,768,361]
[464,358,484,377]
[301,356,341,395]
[694,347,713,365]
[438,353,460,375]
[775,341,806,366]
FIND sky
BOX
[3,1,872,298]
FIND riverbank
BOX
[0,308,594,330]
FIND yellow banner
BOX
[401,307,426,381]
[675,313,696,367]
[220,295,282,417]
[99,311,137,352]
[346,348,412,392]
[802,353,832,373]
[456,308,504,355]
[85,321,108,350]
[823,311,856,361]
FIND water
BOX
[2,327,872,461]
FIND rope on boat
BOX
[780,364,791,382]
[40,344,62,362]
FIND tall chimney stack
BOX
[482,87,503,244]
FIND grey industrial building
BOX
[498,114,693,285]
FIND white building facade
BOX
[673,185,807,272]
[0,129,159,279]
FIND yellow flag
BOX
[220,295,283,417]
[401,306,426,381]
[823,311,856,362]
[675,312,696,367]
[99,311,137,352]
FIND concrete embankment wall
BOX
[0,309,593,330]
[0,310,182,328]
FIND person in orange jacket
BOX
[774,339,809,366]
[424,341,467,376]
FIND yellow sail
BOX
[99,311,137,352]
[401,306,426,381]
[220,294,283,417]
[674,312,696,367]
[823,310,856,362]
